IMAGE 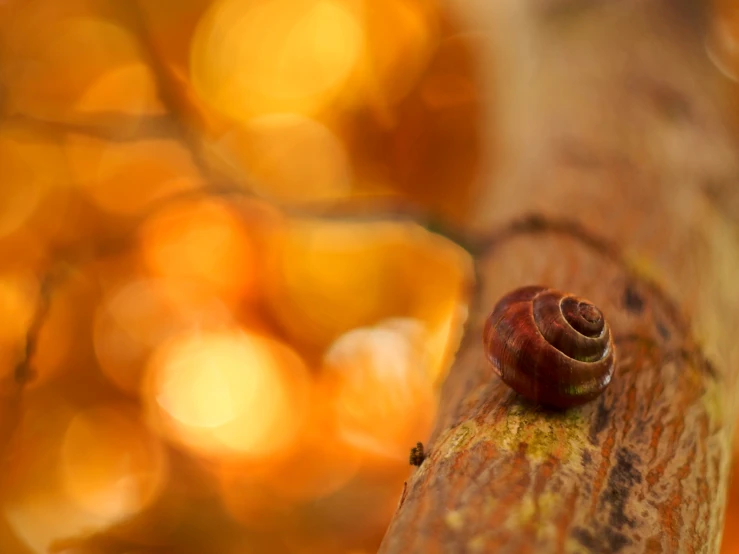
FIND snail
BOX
[483,286,615,408]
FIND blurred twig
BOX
[5,112,179,142]
[12,268,58,386]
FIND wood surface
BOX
[380,1,739,552]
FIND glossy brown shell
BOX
[482,286,615,408]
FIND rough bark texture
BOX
[380,1,739,553]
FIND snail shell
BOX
[483,286,615,408]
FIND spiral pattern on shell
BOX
[482,286,615,408]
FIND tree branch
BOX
[380,1,739,552]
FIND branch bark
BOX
[380,1,739,553]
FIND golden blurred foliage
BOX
[191,0,363,119]
[264,218,471,358]
[0,123,68,241]
[139,198,260,302]
[2,0,735,552]
[137,0,483,221]
[93,278,234,394]
[0,3,163,122]
[2,393,168,554]
[66,135,202,216]
[0,0,478,537]
[60,404,168,518]
[208,113,353,207]
[31,267,100,390]
[0,0,486,551]
[143,328,310,461]
[323,318,438,459]
[338,30,485,223]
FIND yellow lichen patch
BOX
[441,420,477,455]
[436,406,587,466]
[702,378,727,438]
[497,406,587,463]
[514,496,536,526]
[445,509,465,531]
[467,535,487,553]
[623,251,667,291]
[512,492,561,535]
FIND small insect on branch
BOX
[409,442,425,466]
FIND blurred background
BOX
[0,0,737,553]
